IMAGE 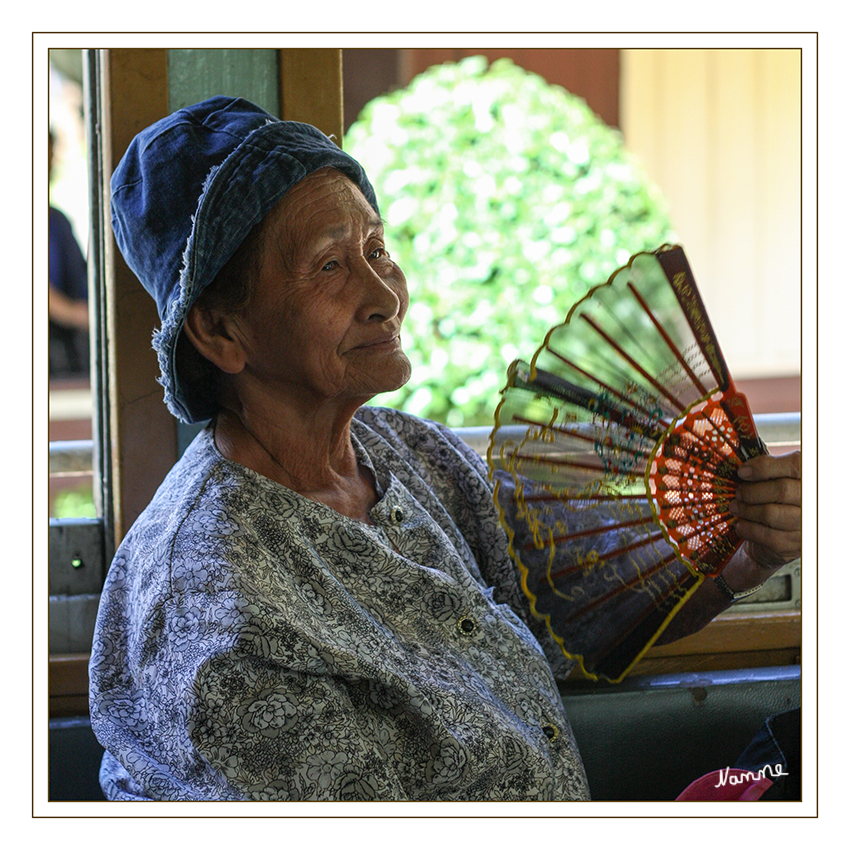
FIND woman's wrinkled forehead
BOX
[263,168,384,266]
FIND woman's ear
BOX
[183,303,246,375]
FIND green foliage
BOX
[52,484,97,519]
[345,56,676,427]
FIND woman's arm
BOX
[48,283,89,330]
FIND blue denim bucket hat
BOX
[110,95,379,423]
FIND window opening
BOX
[48,49,113,657]
[48,50,94,519]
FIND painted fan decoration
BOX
[488,245,767,683]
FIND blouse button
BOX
[456,615,478,636]
[541,724,559,742]
[391,506,405,524]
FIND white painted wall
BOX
[620,49,801,379]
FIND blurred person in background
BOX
[49,129,89,378]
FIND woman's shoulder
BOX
[129,426,223,522]
[353,406,494,522]
[353,405,445,437]
[112,427,250,579]
[353,406,484,470]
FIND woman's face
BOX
[228,168,412,409]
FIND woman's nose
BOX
[356,260,402,322]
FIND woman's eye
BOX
[321,260,339,271]
[369,247,388,260]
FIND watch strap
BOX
[713,574,765,602]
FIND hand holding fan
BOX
[488,245,767,683]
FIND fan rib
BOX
[658,248,733,392]
[586,568,700,676]
[666,506,734,538]
[525,514,652,550]
[658,445,735,483]
[519,492,647,504]
[626,281,710,396]
[579,312,688,413]
[513,453,607,474]
[509,414,655,463]
[554,551,681,624]
[542,350,660,423]
[509,415,599,447]
[698,408,749,464]
[548,529,669,580]
[655,478,735,500]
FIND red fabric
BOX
[676,768,774,801]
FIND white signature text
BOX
[714,764,789,788]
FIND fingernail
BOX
[728,500,741,516]
[737,465,753,479]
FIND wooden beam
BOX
[643,610,802,658]
[49,654,91,716]
[279,49,344,143]
[101,49,176,544]
[562,609,802,685]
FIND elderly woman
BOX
[89,96,801,801]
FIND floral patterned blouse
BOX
[89,407,590,801]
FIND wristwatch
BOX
[713,574,765,602]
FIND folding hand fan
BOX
[487,245,767,683]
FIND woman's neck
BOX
[213,404,378,523]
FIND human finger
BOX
[735,475,801,511]
[737,519,801,567]
[737,450,801,483]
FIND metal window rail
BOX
[48,412,802,476]
[459,411,801,458]
[49,441,98,477]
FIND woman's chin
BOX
[344,354,412,402]
[373,359,413,397]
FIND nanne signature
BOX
[714,763,789,788]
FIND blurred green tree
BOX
[345,56,676,427]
